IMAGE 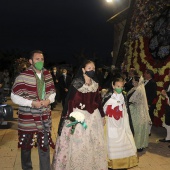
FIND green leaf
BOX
[69,116,76,122]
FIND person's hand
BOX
[149,120,152,125]
[0,83,3,88]
[65,88,68,92]
[32,101,42,108]
[40,99,50,107]
[56,80,58,83]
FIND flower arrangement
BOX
[122,1,170,126]
[66,111,87,134]
[125,35,170,126]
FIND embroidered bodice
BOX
[67,79,104,117]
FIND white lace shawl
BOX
[129,76,151,122]
[77,79,98,93]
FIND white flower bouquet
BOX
[66,111,87,134]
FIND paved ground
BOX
[0,99,170,170]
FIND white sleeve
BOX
[11,92,56,106]
[48,93,56,103]
[11,93,33,107]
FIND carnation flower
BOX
[66,111,87,134]
[70,111,85,123]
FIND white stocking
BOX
[162,123,170,140]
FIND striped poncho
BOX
[12,66,55,150]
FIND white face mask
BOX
[63,73,66,76]
[53,70,57,73]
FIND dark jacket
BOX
[145,79,157,106]
[124,77,134,92]
[58,74,72,96]
[164,81,170,125]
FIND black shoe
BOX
[168,145,170,148]
[137,148,143,152]
[149,133,151,136]
[159,139,170,143]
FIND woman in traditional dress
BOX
[127,76,151,152]
[103,77,138,170]
[52,60,107,170]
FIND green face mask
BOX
[114,88,123,94]
[34,61,44,70]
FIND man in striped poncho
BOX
[11,50,56,170]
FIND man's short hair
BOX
[29,50,43,60]
[146,69,154,78]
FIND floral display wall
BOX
[124,0,170,126]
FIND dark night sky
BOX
[0,0,116,65]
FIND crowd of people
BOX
[0,50,167,170]
[0,69,11,99]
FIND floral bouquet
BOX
[66,111,87,134]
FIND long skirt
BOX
[52,108,107,170]
[106,115,138,169]
[129,104,150,149]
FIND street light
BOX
[106,0,113,2]
[106,0,122,3]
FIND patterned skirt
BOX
[52,108,107,170]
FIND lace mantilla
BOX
[77,79,98,93]
[72,77,84,89]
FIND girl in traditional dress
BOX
[103,77,138,170]
[52,60,107,170]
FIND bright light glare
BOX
[106,0,113,3]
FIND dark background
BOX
[0,0,118,66]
